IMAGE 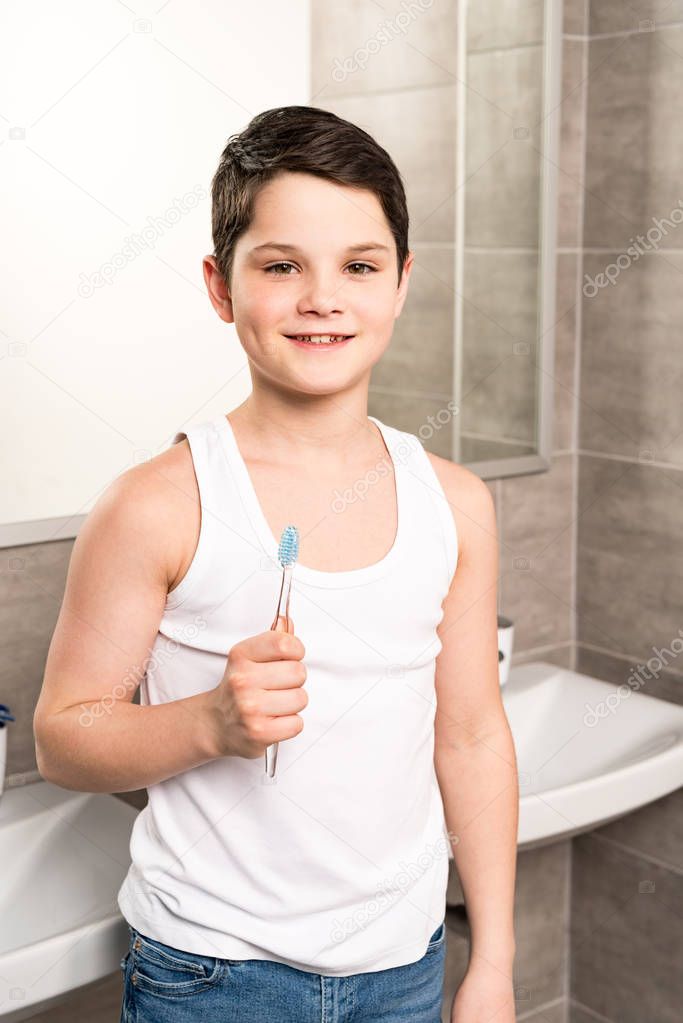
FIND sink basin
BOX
[0,781,137,1021]
[492,659,683,850]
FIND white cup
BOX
[497,616,514,687]
[0,727,7,798]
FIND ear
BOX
[394,250,414,319]
[203,255,235,325]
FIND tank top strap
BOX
[165,420,227,610]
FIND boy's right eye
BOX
[264,262,296,275]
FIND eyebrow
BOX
[249,241,391,255]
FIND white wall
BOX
[0,0,310,543]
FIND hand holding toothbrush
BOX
[205,617,307,764]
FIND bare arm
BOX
[33,453,217,792]
[430,460,518,977]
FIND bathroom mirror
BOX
[0,0,561,548]
[456,0,561,477]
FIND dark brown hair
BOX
[210,106,409,290]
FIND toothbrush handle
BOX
[265,565,293,777]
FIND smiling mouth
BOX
[284,334,354,346]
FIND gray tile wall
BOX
[570,796,683,1022]
[1,540,73,782]
[567,4,683,1019]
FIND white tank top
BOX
[117,413,459,977]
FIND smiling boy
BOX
[34,106,518,1023]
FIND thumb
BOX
[274,615,294,634]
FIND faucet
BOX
[0,704,15,799]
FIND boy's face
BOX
[203,171,413,396]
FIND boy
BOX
[34,106,518,1022]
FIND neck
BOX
[229,390,377,461]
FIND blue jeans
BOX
[119,920,447,1022]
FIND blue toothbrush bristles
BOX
[278,525,299,567]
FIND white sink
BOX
[0,782,137,1021]
[3,662,682,1018]
[497,659,683,849]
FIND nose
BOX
[296,271,346,318]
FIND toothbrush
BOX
[264,525,300,778]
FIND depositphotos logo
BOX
[583,632,683,726]
[78,615,207,726]
[582,199,683,296]
[76,186,207,297]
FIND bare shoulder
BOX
[130,438,200,592]
[103,438,198,523]
[425,450,494,511]
[83,438,200,592]
[142,436,200,509]
[425,450,497,555]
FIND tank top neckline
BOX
[214,412,407,589]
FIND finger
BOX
[233,622,304,662]
[273,616,303,656]
[245,658,307,690]
[250,685,308,713]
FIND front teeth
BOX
[293,335,348,344]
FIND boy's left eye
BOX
[264,262,376,276]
